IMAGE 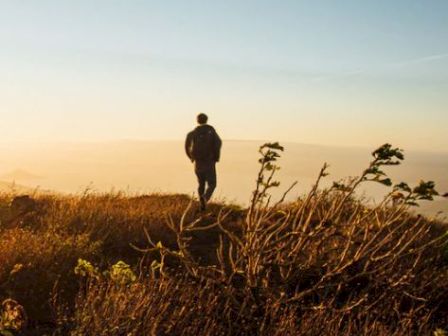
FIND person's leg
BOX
[195,170,207,210]
[196,171,206,197]
[204,165,217,201]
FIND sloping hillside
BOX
[0,143,447,335]
[0,181,34,194]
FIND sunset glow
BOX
[1,1,447,151]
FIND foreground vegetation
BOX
[1,143,447,335]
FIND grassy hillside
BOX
[0,143,447,335]
[2,140,447,215]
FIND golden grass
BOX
[0,143,447,335]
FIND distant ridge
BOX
[0,169,42,181]
[0,180,35,193]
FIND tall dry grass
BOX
[0,143,447,335]
[0,192,213,333]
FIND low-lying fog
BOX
[0,141,446,217]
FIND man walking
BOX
[185,113,222,211]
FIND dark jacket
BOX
[185,124,222,163]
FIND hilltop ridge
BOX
[1,143,447,335]
[0,140,447,215]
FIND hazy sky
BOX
[1,1,447,151]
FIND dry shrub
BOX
[0,298,28,333]
[65,143,448,335]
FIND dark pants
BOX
[195,163,217,201]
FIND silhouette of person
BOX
[185,113,222,210]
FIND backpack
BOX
[192,126,217,161]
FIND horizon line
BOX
[1,138,447,155]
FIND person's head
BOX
[197,113,208,125]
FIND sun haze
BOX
[2,3,448,334]
[1,1,447,151]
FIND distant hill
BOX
[0,169,42,181]
[0,180,35,194]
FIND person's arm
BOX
[214,131,222,162]
[185,132,194,161]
